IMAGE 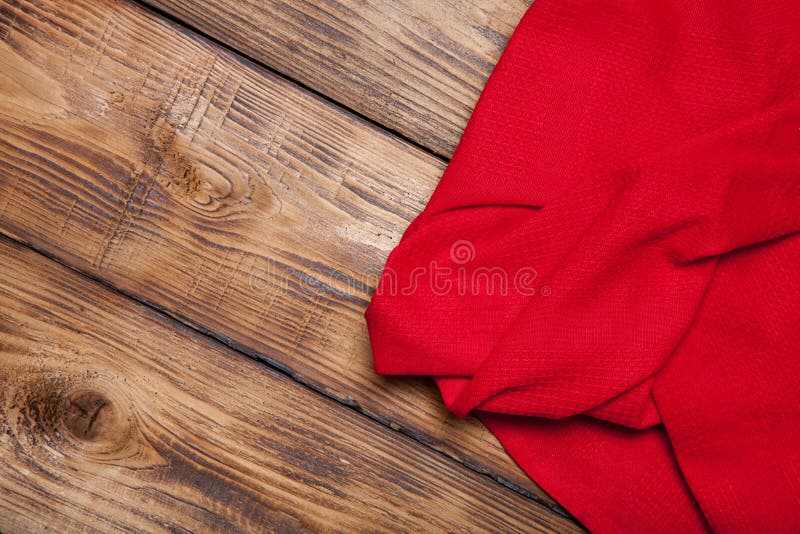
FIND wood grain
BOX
[0,235,580,532]
[0,0,558,506]
[144,0,530,157]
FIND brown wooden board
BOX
[144,0,530,157]
[0,235,581,532]
[0,0,561,507]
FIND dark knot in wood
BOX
[146,111,281,219]
[62,390,113,441]
[8,375,133,453]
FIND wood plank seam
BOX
[0,230,575,521]
[0,234,579,532]
[2,227,571,521]
[134,0,447,162]
[138,0,530,158]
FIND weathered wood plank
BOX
[0,0,558,505]
[144,0,530,157]
[0,235,579,532]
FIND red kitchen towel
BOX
[365,1,800,531]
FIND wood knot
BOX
[4,371,162,469]
[146,113,280,219]
[7,374,134,453]
[62,390,115,441]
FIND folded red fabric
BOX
[365,1,800,531]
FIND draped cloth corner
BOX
[365,1,800,532]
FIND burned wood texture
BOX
[0,0,562,511]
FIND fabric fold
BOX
[366,0,800,531]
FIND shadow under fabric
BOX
[365,1,800,532]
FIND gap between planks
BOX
[0,0,568,515]
[137,0,450,163]
[135,0,446,163]
[0,233,579,532]
[99,10,562,507]
[141,0,531,158]
[1,218,572,520]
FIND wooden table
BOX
[0,0,583,530]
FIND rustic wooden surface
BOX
[0,235,580,533]
[145,0,530,157]
[0,0,580,530]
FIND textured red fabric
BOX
[365,1,800,531]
